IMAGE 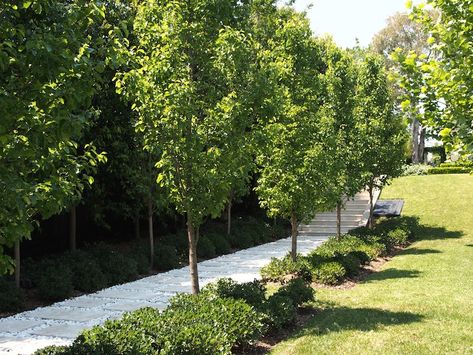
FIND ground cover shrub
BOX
[375,216,419,241]
[154,244,180,271]
[129,241,151,274]
[197,235,216,259]
[33,345,70,355]
[161,231,188,258]
[167,293,263,349]
[262,294,296,331]
[0,278,25,312]
[260,254,312,283]
[89,244,138,285]
[36,260,74,301]
[380,228,410,250]
[273,278,315,306]
[401,163,432,176]
[203,278,266,309]
[205,232,231,255]
[60,250,107,293]
[310,260,346,285]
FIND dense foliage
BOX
[1,0,407,296]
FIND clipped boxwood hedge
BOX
[427,166,472,174]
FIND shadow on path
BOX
[362,268,421,283]
[300,305,424,336]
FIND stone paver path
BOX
[0,191,376,354]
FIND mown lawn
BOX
[271,175,473,354]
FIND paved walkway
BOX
[0,191,376,354]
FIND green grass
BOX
[271,175,473,355]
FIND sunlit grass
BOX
[271,175,473,354]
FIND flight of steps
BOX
[298,190,379,238]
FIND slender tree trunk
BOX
[290,213,298,262]
[227,200,232,236]
[368,183,375,229]
[134,215,140,240]
[419,126,426,163]
[336,201,342,238]
[187,218,200,294]
[14,240,20,288]
[412,118,420,163]
[148,198,154,270]
[69,205,76,252]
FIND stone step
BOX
[299,223,360,231]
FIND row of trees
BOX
[1,0,407,293]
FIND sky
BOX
[291,0,424,48]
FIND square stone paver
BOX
[104,301,165,312]
[0,319,43,333]
[60,296,110,309]
[93,288,163,300]
[29,307,112,322]
[30,323,87,339]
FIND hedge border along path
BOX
[0,192,377,354]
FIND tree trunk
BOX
[419,126,426,163]
[187,219,200,294]
[411,118,420,163]
[290,213,298,262]
[368,183,375,229]
[148,198,154,270]
[14,240,20,288]
[227,200,232,236]
[69,205,76,252]
[336,201,342,238]
[134,215,140,240]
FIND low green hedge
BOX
[261,217,418,286]
[260,254,312,283]
[439,161,473,168]
[427,166,472,174]
[0,278,25,312]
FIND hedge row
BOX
[261,216,419,285]
[34,277,314,355]
[427,166,472,174]
[438,161,473,168]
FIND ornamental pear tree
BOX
[0,0,108,275]
[118,0,266,294]
[255,9,340,261]
[356,54,407,228]
[319,40,364,237]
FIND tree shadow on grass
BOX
[361,268,422,283]
[465,244,473,247]
[414,224,463,241]
[398,248,442,256]
[299,305,424,337]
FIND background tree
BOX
[118,0,264,294]
[0,0,107,275]
[371,10,438,163]
[406,0,473,154]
